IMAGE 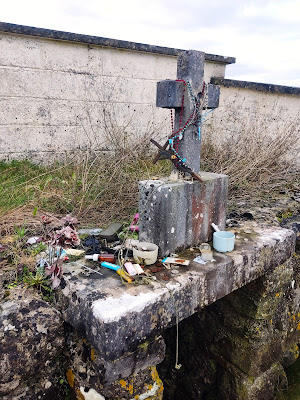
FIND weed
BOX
[14,222,27,239]
[4,266,53,301]
[30,242,47,255]
[23,268,46,288]
[276,210,293,222]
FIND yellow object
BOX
[66,369,75,388]
[117,268,133,283]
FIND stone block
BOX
[65,330,164,400]
[201,289,300,377]
[219,361,286,400]
[177,50,205,93]
[207,83,220,108]
[225,263,295,320]
[56,224,295,398]
[139,172,228,256]
[212,328,288,377]
[66,329,166,386]
[0,288,64,397]
[156,80,183,108]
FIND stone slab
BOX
[207,83,220,108]
[156,80,184,108]
[138,172,228,256]
[57,224,295,382]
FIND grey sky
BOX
[1,0,300,86]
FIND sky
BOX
[1,0,300,87]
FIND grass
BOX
[0,155,171,232]
[201,109,300,196]
[0,106,299,232]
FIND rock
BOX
[219,362,286,400]
[241,212,254,220]
[280,215,300,250]
[64,329,164,399]
[281,344,299,367]
[0,288,64,397]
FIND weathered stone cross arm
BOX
[156,80,220,110]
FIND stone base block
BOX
[219,362,286,400]
[139,172,228,256]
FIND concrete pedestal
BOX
[138,172,228,256]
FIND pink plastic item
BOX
[130,213,139,232]
[124,262,144,276]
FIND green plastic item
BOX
[98,222,123,241]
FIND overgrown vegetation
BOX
[0,154,171,229]
[201,108,300,195]
[0,228,53,300]
[0,107,299,232]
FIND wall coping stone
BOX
[0,21,236,64]
[211,77,300,96]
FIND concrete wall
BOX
[206,79,300,162]
[0,32,165,161]
[0,22,299,164]
[0,25,227,163]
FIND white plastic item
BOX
[133,242,158,265]
[85,254,100,262]
[211,223,220,232]
[162,257,190,266]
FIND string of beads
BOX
[168,80,215,171]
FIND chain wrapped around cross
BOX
[151,50,220,183]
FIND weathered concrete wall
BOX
[206,79,300,163]
[0,22,299,165]
[0,23,228,163]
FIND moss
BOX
[276,210,293,222]
[138,341,149,351]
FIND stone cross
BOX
[155,50,220,175]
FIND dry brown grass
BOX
[0,105,299,233]
[201,108,300,195]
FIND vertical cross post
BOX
[140,50,227,256]
[175,50,205,174]
[156,50,205,174]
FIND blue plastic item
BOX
[101,261,120,271]
[213,231,235,252]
